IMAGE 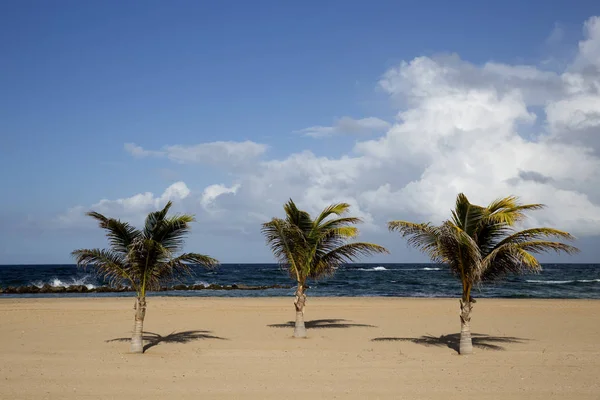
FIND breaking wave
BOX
[31,276,97,290]
[357,266,388,271]
[526,279,600,285]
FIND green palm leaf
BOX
[73,202,219,296]
[263,199,388,284]
[388,221,442,261]
[71,248,134,289]
[86,211,141,254]
[312,242,389,278]
[389,193,578,292]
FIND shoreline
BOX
[2,295,600,301]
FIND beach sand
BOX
[0,297,598,399]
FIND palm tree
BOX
[388,193,578,355]
[262,199,388,338]
[72,201,218,353]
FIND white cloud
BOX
[63,16,600,253]
[124,140,268,167]
[123,143,163,158]
[297,116,391,138]
[573,16,600,69]
[201,183,241,209]
[59,182,191,226]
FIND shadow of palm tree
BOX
[107,330,228,352]
[371,333,528,353]
[268,318,376,329]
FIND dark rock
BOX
[38,284,53,293]
[1,282,294,295]
[67,285,88,293]
[272,284,292,289]
[235,284,257,290]
[17,285,39,294]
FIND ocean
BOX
[1,263,599,299]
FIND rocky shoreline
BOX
[0,283,292,294]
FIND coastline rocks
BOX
[1,283,292,294]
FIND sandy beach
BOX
[0,297,598,399]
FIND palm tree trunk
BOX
[293,284,307,338]
[459,298,473,355]
[131,297,146,353]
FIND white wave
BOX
[357,266,388,271]
[422,267,441,271]
[31,276,96,290]
[193,281,210,287]
[526,279,600,285]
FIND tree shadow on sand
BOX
[106,330,228,352]
[268,318,376,329]
[371,333,528,353]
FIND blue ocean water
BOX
[0,263,599,299]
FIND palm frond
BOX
[317,216,363,232]
[86,211,140,253]
[485,196,545,226]
[388,220,442,261]
[261,218,307,281]
[389,192,578,294]
[152,214,195,252]
[143,201,173,239]
[485,196,521,213]
[314,203,351,226]
[436,222,483,281]
[75,200,218,296]
[480,244,542,281]
[312,242,389,278]
[263,201,386,283]
[154,252,219,286]
[327,226,359,239]
[451,193,486,236]
[283,199,313,234]
[71,248,135,289]
[517,240,579,255]
[495,228,576,247]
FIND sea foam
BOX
[31,276,96,290]
[526,279,600,285]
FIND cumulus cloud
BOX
[124,140,268,167]
[63,16,600,257]
[297,117,391,138]
[200,183,241,209]
[59,182,191,226]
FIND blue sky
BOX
[1,1,600,264]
